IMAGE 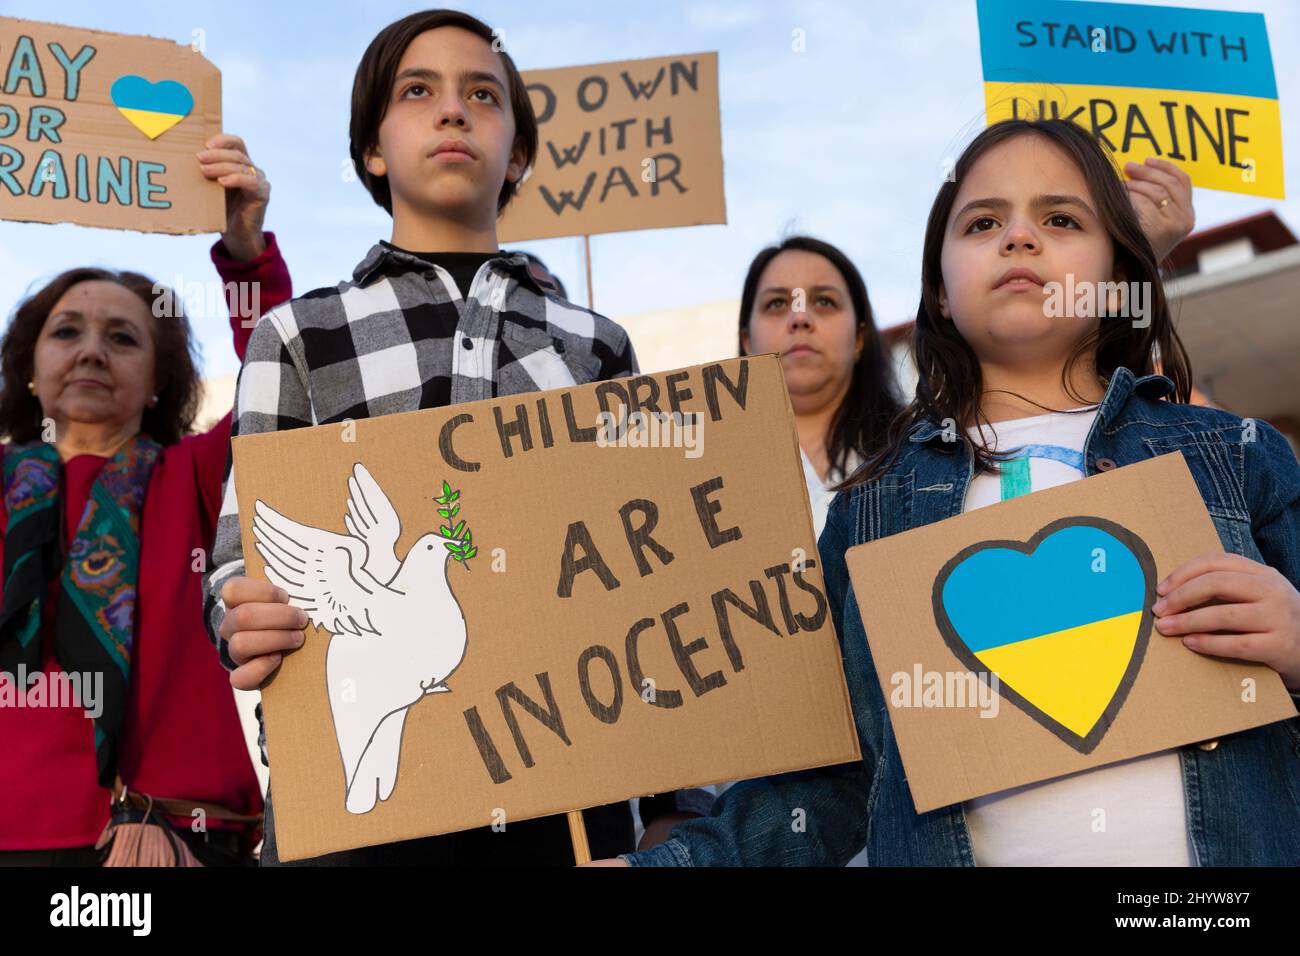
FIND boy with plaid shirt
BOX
[206,10,710,864]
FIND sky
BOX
[2,0,1297,380]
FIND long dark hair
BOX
[738,236,901,481]
[0,268,201,446]
[845,118,1192,490]
[349,9,539,216]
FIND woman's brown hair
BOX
[843,118,1192,491]
[349,9,539,216]
[0,268,201,446]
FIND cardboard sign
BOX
[845,452,1296,813]
[497,52,726,242]
[976,0,1284,198]
[234,356,858,860]
[0,17,223,234]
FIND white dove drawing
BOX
[252,462,470,814]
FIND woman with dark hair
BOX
[738,236,902,536]
[0,135,292,866]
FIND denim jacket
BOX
[628,369,1300,866]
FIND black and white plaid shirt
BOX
[204,242,636,666]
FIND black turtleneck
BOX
[385,244,497,298]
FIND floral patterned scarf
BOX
[0,436,160,786]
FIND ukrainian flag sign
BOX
[976,0,1284,198]
[934,518,1156,754]
[110,75,194,141]
[845,454,1300,813]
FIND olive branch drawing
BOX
[436,479,476,569]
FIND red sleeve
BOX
[188,233,294,536]
[209,231,293,362]
[192,410,235,534]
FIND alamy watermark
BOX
[1042,274,1152,328]
[152,276,263,327]
[595,404,704,459]
[50,886,150,936]
[890,665,1000,718]
[0,665,102,719]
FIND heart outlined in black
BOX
[931,515,1157,754]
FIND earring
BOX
[148,395,158,407]
[27,381,36,394]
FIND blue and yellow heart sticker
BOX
[933,517,1155,753]
[110,75,194,140]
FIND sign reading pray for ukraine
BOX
[0,17,224,234]
[975,0,1284,199]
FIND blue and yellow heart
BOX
[110,75,194,140]
[933,517,1155,753]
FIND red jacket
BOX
[0,235,291,850]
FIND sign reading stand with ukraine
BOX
[0,16,224,234]
[844,453,1297,814]
[975,0,1284,198]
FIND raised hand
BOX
[198,133,271,262]
[1124,157,1194,262]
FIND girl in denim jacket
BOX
[609,118,1300,867]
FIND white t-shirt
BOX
[801,447,858,541]
[961,407,1194,866]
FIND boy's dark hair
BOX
[844,118,1193,491]
[349,9,539,216]
[0,268,201,446]
[737,235,902,481]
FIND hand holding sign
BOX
[197,133,269,261]
[1154,550,1300,690]
[1122,157,1194,261]
[220,576,307,692]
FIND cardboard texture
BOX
[845,452,1297,814]
[497,51,726,242]
[0,17,223,234]
[234,356,859,861]
[977,0,1285,199]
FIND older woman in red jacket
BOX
[0,135,291,866]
